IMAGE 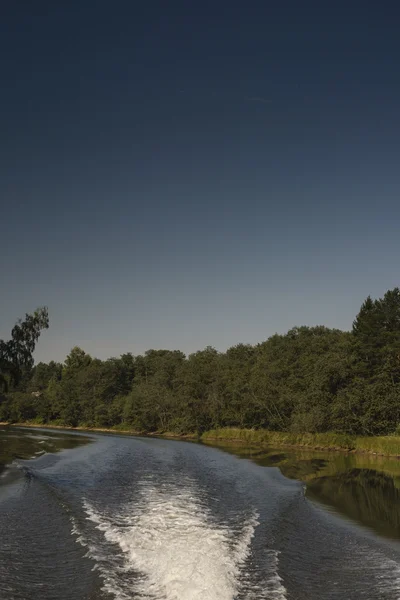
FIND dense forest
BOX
[1,288,400,436]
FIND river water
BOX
[1,427,400,600]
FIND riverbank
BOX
[0,421,197,440]
[3,422,400,457]
[202,428,400,457]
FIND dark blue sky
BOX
[1,1,400,361]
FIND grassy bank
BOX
[201,428,400,457]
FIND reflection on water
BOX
[0,426,91,480]
[203,440,400,541]
[307,469,400,540]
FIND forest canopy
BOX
[1,290,400,436]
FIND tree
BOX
[0,307,49,390]
[28,361,62,392]
[3,287,400,437]
[63,346,92,374]
[353,288,400,383]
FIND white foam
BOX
[79,480,287,599]
[240,549,287,600]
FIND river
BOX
[1,426,400,599]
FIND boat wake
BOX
[75,478,287,599]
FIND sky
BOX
[1,1,400,362]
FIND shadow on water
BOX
[203,440,400,541]
[0,426,91,480]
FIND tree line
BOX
[1,288,400,436]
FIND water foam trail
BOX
[78,479,287,600]
[240,549,287,600]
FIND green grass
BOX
[354,436,400,455]
[201,428,355,449]
[201,428,400,456]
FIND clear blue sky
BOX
[1,1,399,362]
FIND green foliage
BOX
[2,288,400,448]
[0,307,49,389]
[353,288,400,381]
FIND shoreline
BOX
[3,423,400,457]
[201,428,400,458]
[0,422,197,440]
